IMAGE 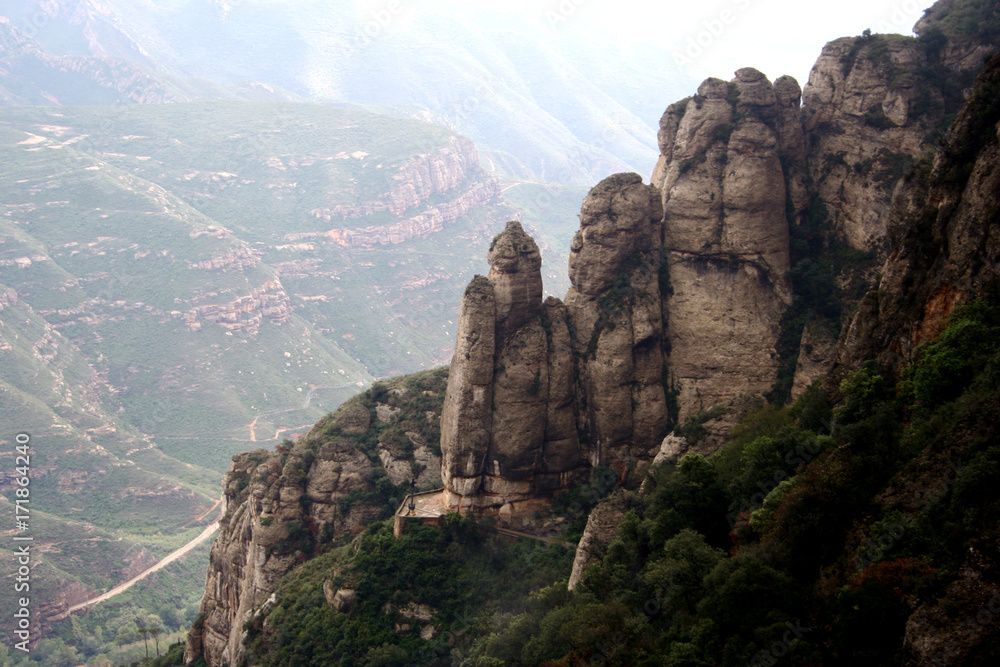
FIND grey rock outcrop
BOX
[655,69,793,419]
[803,34,944,251]
[830,54,1000,385]
[441,175,671,509]
[567,491,628,591]
[185,5,1000,664]
[802,0,995,255]
[184,435,384,667]
[565,173,668,474]
[790,321,838,401]
[439,275,496,502]
[441,221,583,509]
[182,365,455,667]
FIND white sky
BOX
[569,0,938,84]
[354,0,938,89]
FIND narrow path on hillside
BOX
[194,498,222,522]
[499,180,544,193]
[246,381,359,441]
[51,520,221,621]
[495,527,577,549]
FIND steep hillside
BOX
[186,368,450,666]
[0,278,219,633]
[831,51,1000,382]
[467,52,1000,667]
[0,102,532,472]
[0,15,295,106]
[174,2,1000,665]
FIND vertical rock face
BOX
[440,276,496,499]
[567,491,628,591]
[184,438,383,667]
[830,54,1000,385]
[540,297,581,489]
[565,173,668,473]
[442,179,670,505]
[487,218,544,336]
[790,320,838,401]
[803,35,940,251]
[185,367,453,666]
[799,0,999,255]
[441,221,583,509]
[655,69,793,419]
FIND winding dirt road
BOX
[51,519,220,621]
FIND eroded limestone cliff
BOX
[565,173,667,471]
[830,53,1000,385]
[307,137,501,248]
[186,369,448,665]
[440,177,669,510]
[186,436,382,666]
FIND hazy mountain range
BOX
[0,0,698,184]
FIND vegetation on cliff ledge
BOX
[243,517,574,666]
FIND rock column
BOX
[655,69,794,419]
[564,173,668,475]
[441,221,582,509]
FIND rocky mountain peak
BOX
[487,220,543,334]
[569,172,661,296]
[183,2,1000,663]
[800,4,994,251]
[652,68,794,421]
[732,66,780,129]
[440,174,668,509]
[831,52,1000,385]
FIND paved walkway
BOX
[398,489,447,518]
[394,490,576,548]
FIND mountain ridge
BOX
[181,2,1000,664]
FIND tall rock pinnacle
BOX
[565,173,668,474]
[441,221,582,511]
[653,69,795,419]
